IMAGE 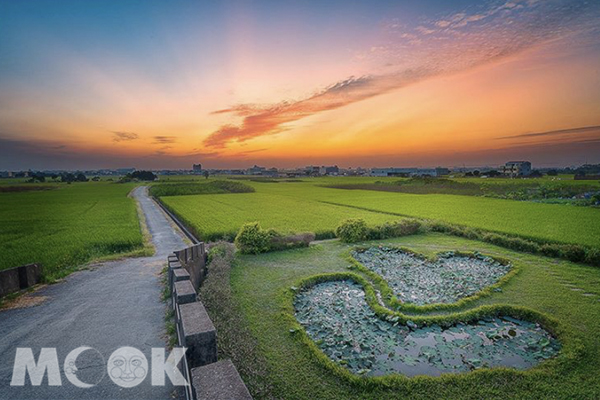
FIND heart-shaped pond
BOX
[294,280,559,377]
[353,247,512,306]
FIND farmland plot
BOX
[160,178,600,248]
[160,192,394,241]
[0,182,145,279]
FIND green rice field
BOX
[0,182,146,279]
[158,178,600,247]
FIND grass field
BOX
[160,192,394,240]
[224,234,600,399]
[0,182,147,280]
[157,178,600,248]
[325,176,600,205]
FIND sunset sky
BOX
[1,0,600,170]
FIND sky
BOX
[1,0,600,170]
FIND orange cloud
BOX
[204,0,598,149]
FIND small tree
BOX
[76,173,88,182]
[203,170,209,179]
[234,222,271,254]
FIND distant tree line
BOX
[119,170,157,182]
[27,172,88,183]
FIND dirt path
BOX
[0,186,187,400]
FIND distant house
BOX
[305,166,321,176]
[246,165,266,175]
[264,167,279,177]
[192,164,202,173]
[502,161,532,177]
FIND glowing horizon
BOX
[1,0,600,170]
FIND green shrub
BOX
[367,219,422,240]
[559,245,587,263]
[235,223,314,254]
[539,243,562,258]
[235,222,271,254]
[335,219,369,243]
[584,248,600,265]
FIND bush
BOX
[335,219,369,243]
[235,223,314,254]
[234,222,271,254]
[539,243,562,258]
[367,219,422,240]
[559,245,587,263]
[584,248,600,265]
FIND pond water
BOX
[294,280,560,377]
[353,247,512,305]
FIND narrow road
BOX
[0,186,188,400]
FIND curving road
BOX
[0,186,187,400]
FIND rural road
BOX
[0,186,188,400]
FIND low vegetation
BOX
[149,180,255,197]
[198,242,274,399]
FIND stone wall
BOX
[174,243,207,290]
[168,247,252,400]
[0,264,42,297]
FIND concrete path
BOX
[0,186,188,400]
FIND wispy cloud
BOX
[204,0,598,149]
[205,73,430,148]
[496,125,600,140]
[111,131,139,142]
[232,148,269,157]
[152,135,177,144]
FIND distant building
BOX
[435,167,451,176]
[305,166,321,176]
[116,168,136,175]
[502,161,532,177]
[192,164,202,173]
[305,165,339,176]
[264,167,279,177]
[371,168,438,177]
[324,165,339,175]
[247,165,266,175]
